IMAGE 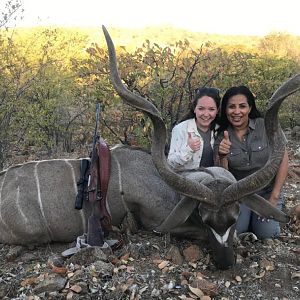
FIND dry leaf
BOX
[51,266,67,274]
[181,271,192,278]
[158,260,169,269]
[205,254,210,264]
[196,271,204,279]
[37,273,47,281]
[119,264,127,270]
[118,283,129,292]
[178,295,195,300]
[292,248,300,254]
[189,262,197,268]
[291,272,300,279]
[260,258,275,271]
[181,279,189,285]
[20,276,39,287]
[70,284,82,293]
[190,278,218,296]
[188,292,198,299]
[139,285,148,293]
[235,275,242,282]
[66,291,74,300]
[126,278,135,285]
[236,254,243,264]
[266,265,275,271]
[152,244,160,250]
[127,266,135,273]
[109,257,121,265]
[250,262,259,268]
[188,285,204,297]
[121,259,128,264]
[26,297,40,300]
[254,270,266,279]
[153,259,163,265]
[120,253,130,260]
[225,281,231,288]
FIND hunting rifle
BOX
[86,103,105,246]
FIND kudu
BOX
[0,26,298,269]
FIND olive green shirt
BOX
[214,118,286,181]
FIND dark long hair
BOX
[218,85,262,131]
[180,87,221,129]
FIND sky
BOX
[6,0,300,36]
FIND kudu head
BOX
[102,25,300,269]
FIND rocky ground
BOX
[0,139,299,300]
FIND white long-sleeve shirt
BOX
[167,118,215,171]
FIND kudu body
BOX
[0,26,299,269]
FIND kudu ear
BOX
[155,197,199,232]
[241,194,289,223]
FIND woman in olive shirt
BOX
[214,86,289,239]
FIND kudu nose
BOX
[214,249,236,270]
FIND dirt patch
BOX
[0,223,299,299]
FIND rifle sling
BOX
[97,140,112,232]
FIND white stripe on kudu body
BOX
[0,159,89,245]
[16,186,26,222]
[0,169,17,240]
[35,161,53,241]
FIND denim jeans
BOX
[236,186,284,239]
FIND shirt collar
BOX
[228,118,256,134]
[249,118,256,130]
[187,118,198,132]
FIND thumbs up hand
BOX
[218,131,231,156]
[188,132,201,152]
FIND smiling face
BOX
[226,94,252,129]
[194,96,218,131]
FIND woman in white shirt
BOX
[168,87,220,171]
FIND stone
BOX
[67,246,107,266]
[33,274,67,295]
[182,244,203,262]
[166,245,183,265]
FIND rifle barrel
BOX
[92,103,101,151]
